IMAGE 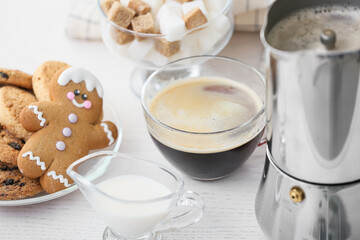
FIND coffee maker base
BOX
[255,149,360,240]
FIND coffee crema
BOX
[147,76,264,154]
[149,76,262,133]
[267,5,360,52]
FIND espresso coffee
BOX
[150,133,263,179]
[147,76,265,179]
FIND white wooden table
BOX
[0,1,266,239]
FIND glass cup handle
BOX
[154,191,204,234]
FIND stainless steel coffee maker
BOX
[255,0,360,239]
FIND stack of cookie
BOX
[0,68,44,200]
[0,61,75,200]
[0,61,118,200]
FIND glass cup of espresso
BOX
[141,56,266,180]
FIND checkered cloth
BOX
[65,0,102,41]
[65,0,273,41]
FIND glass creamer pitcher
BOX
[67,151,204,240]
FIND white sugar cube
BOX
[179,43,200,59]
[143,0,163,15]
[158,15,186,42]
[207,10,218,20]
[127,39,154,61]
[195,26,222,54]
[157,1,182,19]
[157,2,186,41]
[120,0,130,6]
[204,0,227,12]
[182,0,208,18]
[212,15,232,36]
[181,33,201,58]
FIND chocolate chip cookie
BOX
[0,68,32,90]
[0,128,24,167]
[0,168,42,200]
[0,86,37,141]
[32,61,70,101]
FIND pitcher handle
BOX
[154,191,204,234]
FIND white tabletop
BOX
[0,1,266,239]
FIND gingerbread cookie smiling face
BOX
[52,67,104,122]
[18,67,118,193]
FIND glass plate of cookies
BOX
[0,100,122,206]
[0,65,122,206]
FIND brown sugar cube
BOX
[131,12,155,34]
[182,7,208,30]
[113,28,135,44]
[128,0,152,15]
[107,2,136,28]
[155,39,180,57]
[101,0,116,14]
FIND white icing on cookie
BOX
[68,113,78,123]
[47,171,71,188]
[56,141,66,151]
[72,99,84,108]
[100,123,114,146]
[62,127,72,137]
[28,105,46,127]
[22,151,46,171]
[57,67,104,98]
[71,99,92,110]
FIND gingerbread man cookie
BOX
[17,67,118,193]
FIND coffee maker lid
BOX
[262,0,360,53]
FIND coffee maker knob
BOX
[289,186,305,203]
[320,29,336,50]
